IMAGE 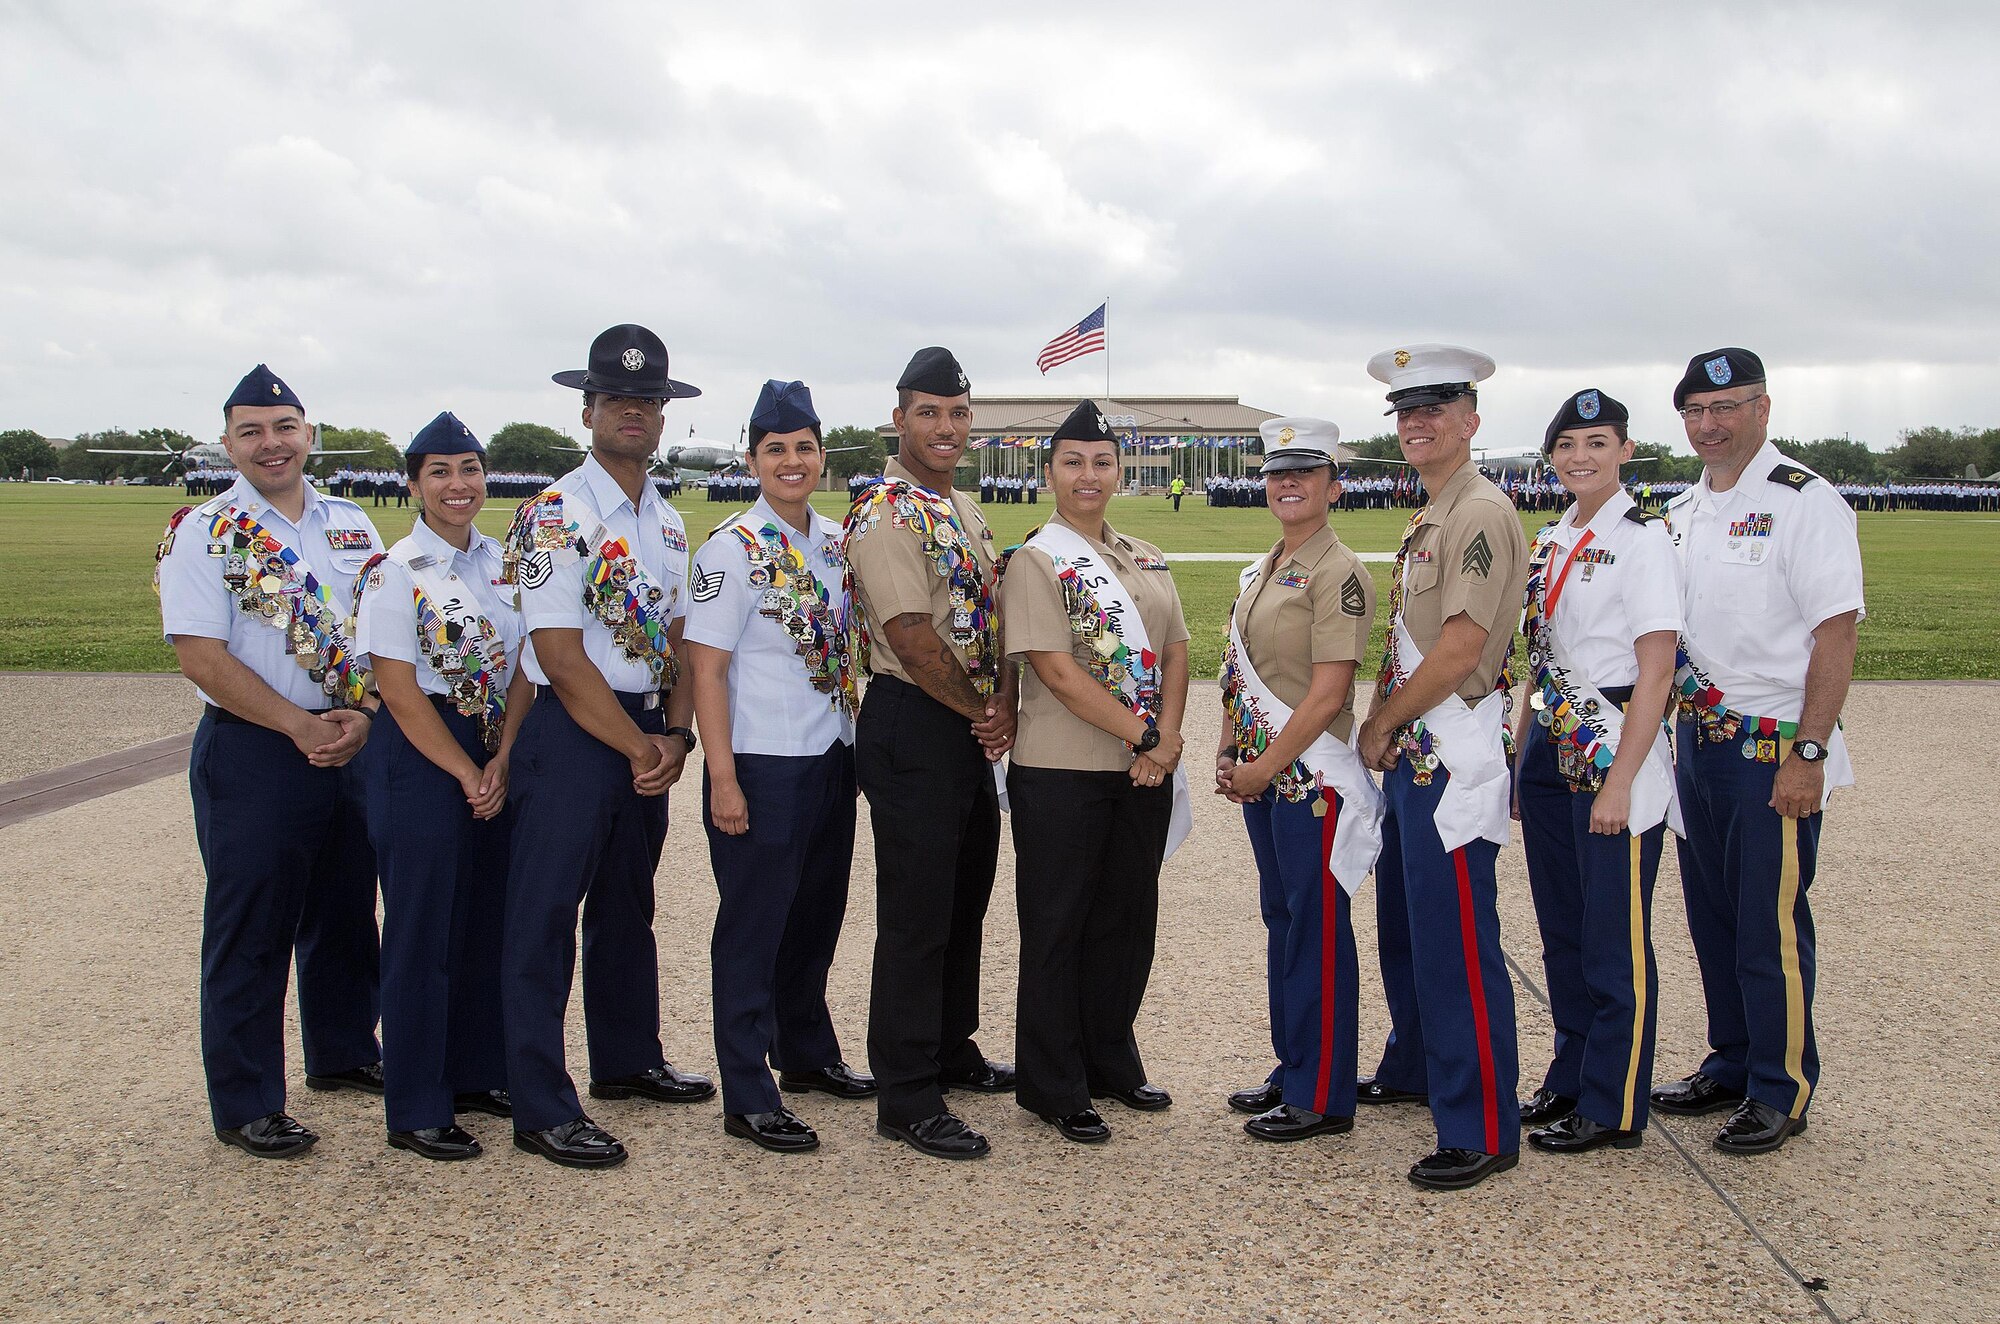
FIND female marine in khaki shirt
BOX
[997,401,1190,1145]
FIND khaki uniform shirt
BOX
[845,456,998,686]
[1236,523,1375,741]
[1397,461,1528,701]
[1001,511,1190,771]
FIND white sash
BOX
[1022,522,1192,860]
[1679,634,1854,808]
[1539,614,1682,837]
[1391,618,1511,853]
[1227,612,1383,894]
[389,539,510,693]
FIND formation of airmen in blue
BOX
[156,329,1861,1192]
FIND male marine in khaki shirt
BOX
[1355,345,1530,1192]
[845,346,1019,1160]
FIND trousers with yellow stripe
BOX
[1518,729,1663,1132]
[1673,720,1821,1119]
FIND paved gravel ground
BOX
[0,674,200,781]
[0,681,1992,1322]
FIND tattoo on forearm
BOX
[891,612,986,718]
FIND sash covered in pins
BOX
[1022,522,1192,860]
[153,501,369,706]
[1221,559,1384,891]
[729,520,858,719]
[1521,523,1681,836]
[843,478,999,697]
[502,491,681,693]
[355,540,512,752]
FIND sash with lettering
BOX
[1523,524,1682,836]
[386,538,512,751]
[1221,565,1383,893]
[1024,522,1192,859]
[1675,636,1854,810]
[1383,616,1512,853]
[728,520,858,719]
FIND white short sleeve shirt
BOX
[353,515,523,699]
[1537,487,1683,689]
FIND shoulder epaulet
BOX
[1622,507,1665,525]
[1769,464,1818,490]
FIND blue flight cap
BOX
[407,410,485,458]
[224,363,303,414]
[750,380,821,435]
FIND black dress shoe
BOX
[724,1108,820,1153]
[939,1059,1016,1093]
[1649,1070,1745,1117]
[1093,1083,1173,1112]
[1356,1077,1427,1106]
[1408,1147,1519,1190]
[1244,1104,1354,1142]
[454,1089,512,1118]
[876,1111,990,1159]
[305,1062,385,1095]
[1519,1087,1578,1127]
[1228,1081,1284,1115]
[778,1062,878,1100]
[215,1112,318,1159]
[1712,1099,1807,1155]
[387,1125,483,1161]
[588,1062,716,1104]
[513,1117,627,1169]
[1038,1108,1111,1143]
[1529,1113,1643,1153]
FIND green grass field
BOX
[4,484,1994,680]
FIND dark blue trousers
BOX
[1674,721,1821,1119]
[503,691,670,1133]
[1518,731,1663,1131]
[1372,760,1520,1154]
[364,701,510,1133]
[1008,765,1169,1118]
[1242,787,1358,1118]
[189,710,381,1131]
[705,741,857,1115]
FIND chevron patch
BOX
[1461,531,1493,578]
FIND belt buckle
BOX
[642,691,661,711]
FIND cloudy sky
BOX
[3,0,1995,453]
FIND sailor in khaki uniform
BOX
[1356,344,1529,1191]
[1652,348,1862,1156]
[846,346,1019,1160]
[1217,418,1383,1144]
[1000,400,1192,1145]
[1513,390,1682,1156]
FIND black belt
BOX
[1598,685,1635,705]
[206,703,332,726]
[533,684,661,713]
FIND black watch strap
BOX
[667,725,698,751]
[1792,738,1827,762]
[1136,724,1161,753]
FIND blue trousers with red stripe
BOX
[1372,760,1519,1154]
[1673,721,1821,1119]
[1518,730,1662,1132]
[1243,786,1357,1118]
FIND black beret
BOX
[1673,348,1765,408]
[225,364,303,414]
[1050,400,1114,445]
[897,346,970,398]
[1542,388,1629,453]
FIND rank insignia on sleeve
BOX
[1341,572,1367,616]
[326,528,374,550]
[1461,531,1493,577]
[691,568,724,602]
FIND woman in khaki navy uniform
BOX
[1216,417,1382,1143]
[1511,390,1682,1155]
[999,400,1191,1145]
[353,413,531,1161]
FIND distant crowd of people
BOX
[979,473,1040,504]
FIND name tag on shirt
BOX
[326,529,375,550]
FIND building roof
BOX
[876,395,1281,439]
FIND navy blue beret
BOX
[897,346,969,398]
[750,380,820,435]
[407,410,485,459]
[1674,348,1765,408]
[225,363,303,414]
[1543,388,1629,452]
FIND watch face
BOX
[1795,739,1824,761]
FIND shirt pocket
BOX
[1404,530,1445,597]
[1704,545,1772,615]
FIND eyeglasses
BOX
[1678,392,1763,422]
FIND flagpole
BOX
[1103,294,1111,406]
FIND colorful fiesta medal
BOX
[730,520,858,718]
[358,547,512,753]
[504,490,681,693]
[843,478,999,697]
[204,507,369,705]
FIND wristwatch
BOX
[1135,722,1161,754]
[1791,738,1827,763]
[666,725,698,753]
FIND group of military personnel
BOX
[157,325,1859,1191]
[978,472,1040,503]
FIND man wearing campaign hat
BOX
[1653,349,1862,1156]
[156,364,385,1158]
[686,378,874,1155]
[1355,344,1529,1190]
[846,347,1019,1159]
[499,324,714,1169]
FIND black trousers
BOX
[1008,764,1170,1116]
[857,675,999,1125]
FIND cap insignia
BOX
[270,384,282,396]
[1394,350,1412,368]
[1578,390,1601,421]
[957,371,969,390]
[1705,355,1733,386]
[622,348,646,371]
[1277,426,1295,445]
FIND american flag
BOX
[1035,302,1107,374]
